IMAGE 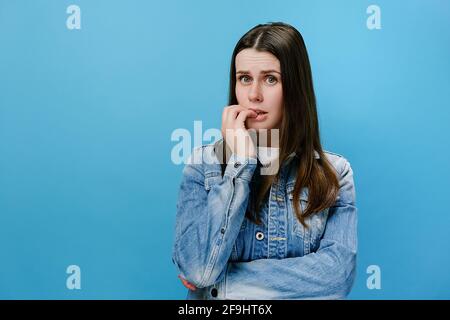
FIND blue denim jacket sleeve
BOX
[217,157,358,299]
[172,146,257,288]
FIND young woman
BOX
[172,22,357,299]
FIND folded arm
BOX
[172,148,257,288]
[219,158,358,299]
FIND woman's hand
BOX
[178,274,197,291]
[221,105,258,159]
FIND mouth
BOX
[247,108,268,121]
[248,108,268,115]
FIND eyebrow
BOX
[236,69,281,75]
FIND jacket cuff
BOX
[224,154,257,181]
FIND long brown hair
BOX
[219,22,339,228]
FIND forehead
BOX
[235,49,280,72]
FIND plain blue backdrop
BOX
[0,0,449,299]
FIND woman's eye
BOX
[238,75,278,85]
[239,75,251,84]
[266,75,278,84]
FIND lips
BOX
[247,107,268,122]
[248,108,268,115]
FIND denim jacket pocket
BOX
[287,184,309,239]
[286,184,330,254]
[308,209,329,252]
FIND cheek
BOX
[266,89,283,111]
[235,87,245,103]
[267,90,283,126]
[271,107,283,126]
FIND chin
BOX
[246,124,264,131]
[246,122,274,131]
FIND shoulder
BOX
[183,140,223,176]
[322,150,353,177]
[322,150,356,204]
[186,141,220,165]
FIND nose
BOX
[248,82,263,103]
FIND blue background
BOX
[1,0,449,299]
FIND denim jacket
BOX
[172,138,357,300]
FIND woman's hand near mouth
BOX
[221,105,258,159]
[247,107,269,122]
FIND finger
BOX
[222,105,239,119]
[236,109,258,127]
[183,283,195,290]
[180,279,191,289]
[188,284,197,290]
[182,281,195,290]
[222,106,231,122]
[222,105,248,138]
[179,276,197,290]
[183,279,197,289]
[227,105,246,119]
[225,106,247,124]
[184,282,196,291]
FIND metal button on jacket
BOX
[234,162,241,168]
[210,288,218,297]
[255,231,265,241]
